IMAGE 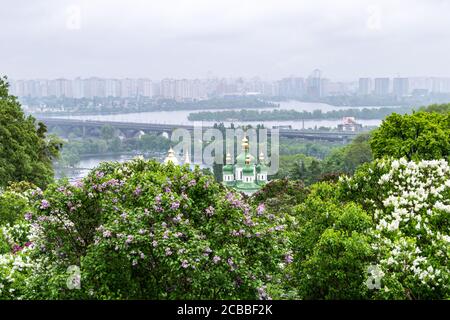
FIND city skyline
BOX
[9,74,450,100]
[2,0,450,80]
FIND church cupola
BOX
[222,152,234,183]
[164,147,179,165]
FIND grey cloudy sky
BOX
[1,0,450,80]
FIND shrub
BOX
[24,158,292,299]
[340,158,450,299]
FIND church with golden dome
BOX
[163,134,268,195]
[222,135,268,195]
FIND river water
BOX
[54,100,392,130]
[53,100,396,181]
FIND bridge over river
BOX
[38,118,360,142]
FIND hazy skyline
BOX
[2,0,450,80]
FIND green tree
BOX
[291,183,374,299]
[370,111,450,161]
[420,103,450,114]
[100,125,115,140]
[0,77,62,188]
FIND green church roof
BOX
[223,164,234,173]
[242,165,254,175]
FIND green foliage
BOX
[188,106,414,121]
[291,183,374,299]
[23,159,292,299]
[275,134,372,185]
[370,111,450,161]
[323,133,373,175]
[251,179,309,216]
[0,77,61,188]
[420,103,450,114]
[0,191,30,226]
[57,133,171,168]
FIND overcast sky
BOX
[1,0,450,80]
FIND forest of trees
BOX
[187,106,414,121]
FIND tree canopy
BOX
[370,111,450,161]
[0,77,61,188]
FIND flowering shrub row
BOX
[0,157,448,299]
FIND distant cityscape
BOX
[8,69,450,101]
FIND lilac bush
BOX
[25,158,291,299]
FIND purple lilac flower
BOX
[40,200,50,209]
[257,203,265,216]
[188,179,197,187]
[284,254,294,264]
[213,256,221,264]
[243,216,255,227]
[103,230,112,238]
[138,229,146,235]
[134,187,142,196]
[24,212,32,221]
[96,171,104,178]
[181,260,189,268]
[140,252,145,259]
[171,201,180,210]
[152,240,158,247]
[74,180,84,188]
[165,248,173,256]
[173,214,182,223]
[164,187,171,193]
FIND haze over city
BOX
[2,0,450,80]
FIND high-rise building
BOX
[161,79,176,99]
[137,79,153,97]
[278,77,305,98]
[393,78,410,97]
[374,78,390,96]
[306,69,322,98]
[358,78,372,95]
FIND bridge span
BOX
[38,117,360,142]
